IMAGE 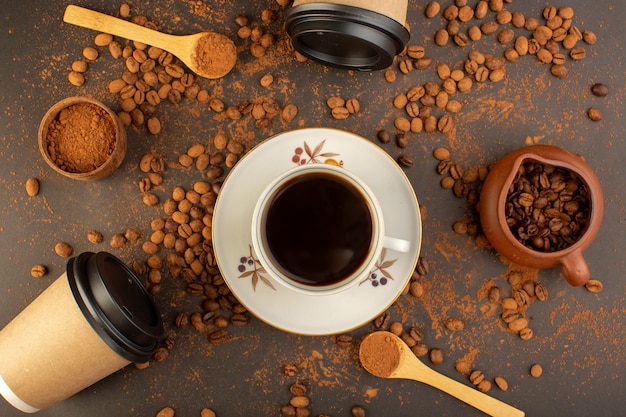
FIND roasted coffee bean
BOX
[351,405,366,417]
[437,114,454,133]
[200,409,216,417]
[389,321,404,336]
[508,317,529,332]
[281,104,299,122]
[411,343,429,357]
[331,107,350,120]
[396,132,409,148]
[425,1,441,18]
[469,370,485,385]
[289,382,307,397]
[409,281,424,298]
[551,64,569,79]
[534,283,548,301]
[587,107,602,121]
[290,396,309,408]
[530,364,543,377]
[454,359,472,375]
[384,68,397,82]
[377,130,391,144]
[519,327,534,340]
[429,348,444,365]
[374,312,390,329]
[156,407,175,417]
[494,376,508,391]
[477,380,492,393]
[280,404,296,417]
[416,257,429,276]
[152,347,169,362]
[584,279,603,293]
[506,162,589,251]
[336,333,353,347]
[414,57,432,69]
[591,83,609,97]
[208,329,228,343]
[54,242,74,257]
[30,264,47,278]
[501,309,519,323]
[174,312,188,328]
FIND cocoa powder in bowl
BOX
[38,97,127,180]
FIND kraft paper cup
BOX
[0,252,163,412]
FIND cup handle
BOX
[559,250,590,287]
[383,236,411,253]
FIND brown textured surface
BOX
[0,1,625,416]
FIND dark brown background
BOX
[1,1,625,416]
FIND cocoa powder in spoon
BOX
[359,332,401,378]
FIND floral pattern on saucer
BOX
[237,245,276,291]
[360,249,398,288]
[290,140,342,166]
[213,128,422,335]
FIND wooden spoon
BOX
[63,5,237,79]
[360,332,525,417]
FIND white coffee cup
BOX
[251,163,410,295]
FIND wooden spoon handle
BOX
[63,5,174,51]
[419,366,525,417]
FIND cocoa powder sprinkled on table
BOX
[45,103,116,173]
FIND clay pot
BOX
[38,96,127,180]
[478,145,603,286]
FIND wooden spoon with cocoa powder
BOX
[359,332,525,417]
[63,5,237,79]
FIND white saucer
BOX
[212,128,422,335]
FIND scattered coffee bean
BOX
[429,347,444,365]
[156,406,175,417]
[398,155,414,168]
[454,359,472,375]
[25,177,40,196]
[54,242,74,258]
[200,409,216,417]
[289,396,309,408]
[351,405,366,417]
[30,264,47,278]
[494,376,508,391]
[587,107,602,121]
[530,364,543,377]
[87,230,104,244]
[469,370,485,385]
[591,83,609,97]
[519,327,534,340]
[477,379,491,392]
[584,279,603,293]
[377,130,391,144]
[425,2,441,18]
[147,117,161,134]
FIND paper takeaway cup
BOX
[0,252,163,413]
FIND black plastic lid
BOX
[285,3,410,71]
[67,252,163,362]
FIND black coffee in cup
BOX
[261,171,374,286]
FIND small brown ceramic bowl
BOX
[478,145,603,287]
[38,96,127,181]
